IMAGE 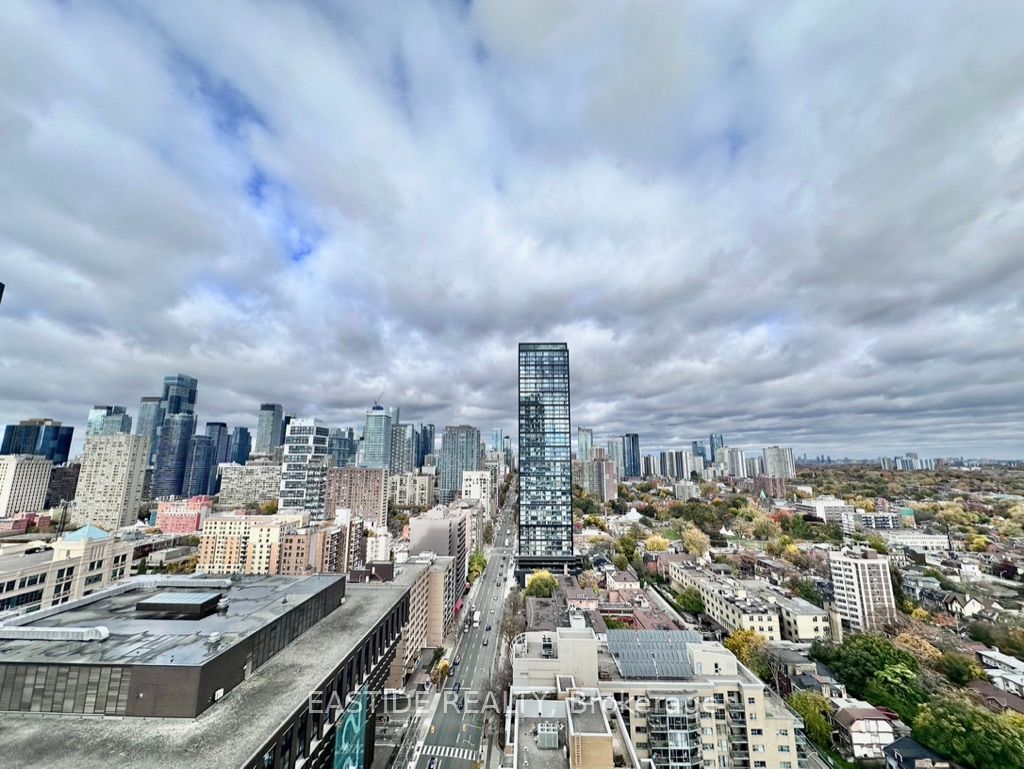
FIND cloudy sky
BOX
[2,1,1023,460]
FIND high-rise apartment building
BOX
[829,547,897,632]
[74,434,150,530]
[182,434,217,497]
[691,440,707,461]
[438,425,481,505]
[410,506,468,591]
[606,437,625,480]
[491,428,503,453]
[577,427,593,461]
[390,423,416,475]
[254,403,283,456]
[461,469,495,516]
[216,457,282,508]
[709,432,725,462]
[279,418,331,515]
[45,463,81,508]
[721,447,747,478]
[762,445,797,479]
[135,396,163,464]
[151,412,196,498]
[360,404,393,469]
[86,406,131,436]
[623,433,641,478]
[518,342,574,570]
[0,455,52,517]
[324,467,388,527]
[227,426,251,464]
[387,472,436,508]
[1,419,74,465]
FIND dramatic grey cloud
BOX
[1,0,1023,459]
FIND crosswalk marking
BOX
[420,743,478,762]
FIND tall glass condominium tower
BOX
[517,342,574,569]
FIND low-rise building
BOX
[155,495,213,534]
[669,565,783,641]
[0,524,133,613]
[883,736,951,769]
[833,706,896,761]
[196,511,309,574]
[772,595,831,642]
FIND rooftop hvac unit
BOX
[538,722,560,750]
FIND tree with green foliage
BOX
[937,652,986,686]
[865,534,889,553]
[645,534,670,552]
[612,553,629,570]
[681,525,711,556]
[967,621,1024,662]
[483,522,495,545]
[786,577,823,607]
[753,516,782,540]
[676,586,704,615]
[724,629,770,679]
[468,550,488,582]
[605,617,630,630]
[812,635,918,698]
[914,695,1024,769]
[788,691,832,748]
[524,569,558,598]
[864,664,926,721]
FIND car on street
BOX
[429,759,438,769]
[454,654,461,665]
[485,624,491,631]
[482,638,489,646]
[453,682,461,693]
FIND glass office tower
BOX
[517,342,575,571]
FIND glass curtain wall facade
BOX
[518,343,573,563]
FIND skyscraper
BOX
[86,406,131,437]
[577,427,593,461]
[517,342,574,570]
[205,422,230,465]
[606,437,625,480]
[183,434,217,497]
[418,424,435,467]
[279,418,331,514]
[691,440,707,461]
[438,425,481,504]
[360,405,393,470]
[491,428,503,452]
[328,427,356,468]
[709,433,725,463]
[151,413,196,498]
[762,446,796,479]
[160,373,198,416]
[136,396,163,464]
[1,419,74,465]
[390,423,415,475]
[623,433,641,478]
[75,434,150,530]
[228,426,252,465]
[254,403,283,456]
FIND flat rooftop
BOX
[0,575,339,666]
[0,577,416,769]
[516,700,570,769]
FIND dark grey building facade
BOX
[517,342,575,575]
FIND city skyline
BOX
[3,2,1024,458]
